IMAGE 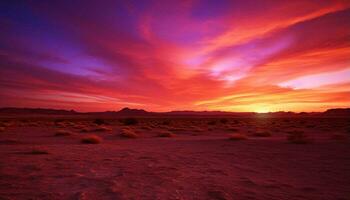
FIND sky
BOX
[0,0,349,112]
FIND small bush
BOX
[228,133,248,141]
[94,119,105,125]
[162,120,171,126]
[227,127,239,132]
[220,119,228,124]
[120,129,138,138]
[30,149,49,155]
[93,126,112,132]
[157,131,174,137]
[253,131,271,137]
[81,135,102,144]
[80,127,90,133]
[140,126,152,130]
[122,118,138,126]
[287,131,310,144]
[55,130,73,136]
[0,127,5,132]
[0,139,20,144]
[330,133,348,141]
[207,121,217,125]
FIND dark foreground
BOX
[0,116,349,200]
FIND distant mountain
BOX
[165,110,255,117]
[116,107,150,116]
[0,107,349,117]
[323,108,350,116]
[0,107,77,115]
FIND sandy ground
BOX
[0,117,349,200]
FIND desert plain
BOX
[0,110,349,200]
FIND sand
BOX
[0,117,349,200]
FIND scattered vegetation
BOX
[156,130,174,137]
[207,120,217,125]
[81,135,102,144]
[55,130,73,136]
[287,131,310,144]
[220,119,228,124]
[122,118,138,126]
[228,133,248,141]
[140,126,152,130]
[94,119,105,125]
[227,127,239,132]
[253,131,272,137]
[30,149,49,155]
[80,127,90,133]
[0,139,20,145]
[162,120,171,126]
[93,126,112,132]
[330,133,348,141]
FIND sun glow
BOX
[254,107,270,113]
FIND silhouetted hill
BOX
[0,107,77,115]
[165,110,255,117]
[118,107,149,115]
[324,108,350,116]
[0,107,349,117]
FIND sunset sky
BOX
[0,0,349,112]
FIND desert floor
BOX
[0,116,349,200]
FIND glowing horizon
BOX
[1,1,350,113]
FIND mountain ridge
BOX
[0,107,349,117]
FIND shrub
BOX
[140,126,152,130]
[227,127,239,132]
[80,127,90,133]
[228,133,248,141]
[156,131,174,137]
[220,119,228,124]
[207,120,217,125]
[30,149,49,155]
[120,129,138,138]
[55,130,73,136]
[287,131,310,144]
[253,131,272,137]
[122,118,138,126]
[93,126,112,132]
[94,119,105,125]
[81,135,102,144]
[0,127,5,132]
[330,133,348,141]
[162,120,171,126]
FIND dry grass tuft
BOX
[287,131,310,144]
[228,133,248,141]
[120,129,138,138]
[81,135,102,144]
[55,130,73,136]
